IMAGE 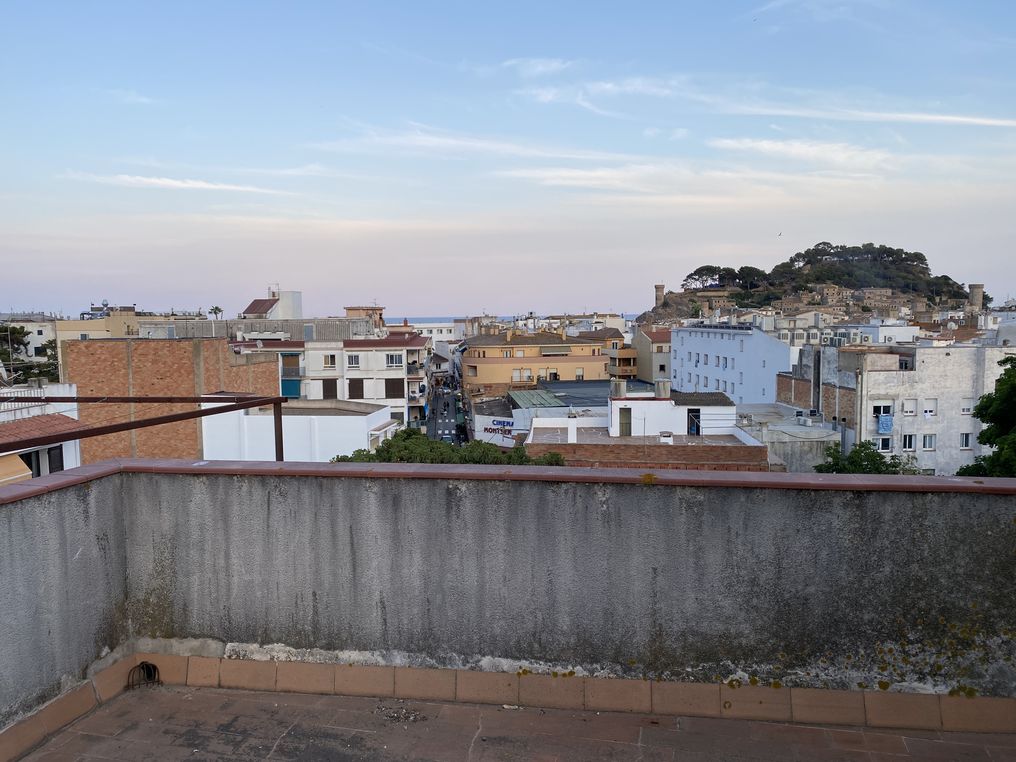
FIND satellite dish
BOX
[256,339,264,349]
[102,299,109,307]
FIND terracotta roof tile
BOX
[0,414,87,452]
[241,298,278,316]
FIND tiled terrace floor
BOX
[23,686,1016,761]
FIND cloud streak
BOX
[62,171,291,195]
[106,89,157,105]
[708,137,893,169]
[501,58,574,77]
[311,124,640,161]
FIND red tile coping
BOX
[2,458,1014,506]
[3,656,1015,761]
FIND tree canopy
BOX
[956,356,1016,477]
[676,242,970,306]
[814,440,919,475]
[331,428,565,466]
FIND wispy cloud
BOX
[310,123,639,161]
[708,137,893,169]
[106,89,157,105]
[501,58,574,77]
[62,171,291,195]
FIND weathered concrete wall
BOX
[122,472,1016,695]
[0,477,127,727]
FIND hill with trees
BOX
[639,242,976,322]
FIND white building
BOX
[302,333,431,425]
[671,325,798,404]
[846,343,1015,475]
[411,321,464,341]
[201,399,398,462]
[0,382,81,483]
[239,285,302,320]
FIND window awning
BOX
[0,453,32,486]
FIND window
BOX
[575,367,584,381]
[658,364,665,373]
[348,378,364,399]
[34,346,46,357]
[722,357,728,369]
[687,351,692,361]
[722,381,728,392]
[902,434,915,451]
[729,383,735,395]
[467,365,477,376]
[391,411,405,423]
[739,339,744,352]
[386,353,403,367]
[522,368,533,381]
[704,376,709,386]
[303,324,315,341]
[872,404,892,417]
[515,349,524,357]
[385,378,405,398]
[902,399,916,415]
[960,433,972,449]
[512,368,522,382]
[961,398,974,414]
[346,354,360,368]
[502,350,512,358]
[874,437,891,452]
[762,359,766,368]
[323,354,336,369]
[704,354,709,364]
[47,446,64,474]
[922,434,936,450]
[695,353,700,364]
[715,379,720,390]
[923,399,937,416]
[687,372,692,382]
[79,333,89,340]
[36,329,43,336]
[715,356,720,367]
[730,358,735,370]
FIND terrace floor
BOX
[23,685,1016,761]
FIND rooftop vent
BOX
[659,430,674,444]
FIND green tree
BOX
[736,266,768,290]
[814,441,919,474]
[681,265,723,290]
[26,338,59,382]
[956,356,1016,477]
[209,306,224,320]
[0,324,31,380]
[331,428,565,466]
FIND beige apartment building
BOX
[460,330,608,394]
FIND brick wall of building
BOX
[63,339,278,463]
[821,383,856,430]
[777,373,812,410]
[525,442,771,471]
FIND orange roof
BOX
[0,414,87,452]
[643,328,671,342]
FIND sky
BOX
[2,0,1016,318]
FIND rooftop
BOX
[343,334,429,349]
[240,298,278,316]
[507,389,569,409]
[539,379,652,407]
[669,391,735,407]
[528,427,743,446]
[464,331,599,347]
[0,413,85,452]
[577,327,624,340]
[642,328,672,342]
[23,684,992,762]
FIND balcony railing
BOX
[281,366,304,378]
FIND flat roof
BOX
[508,389,565,408]
[529,427,745,446]
[538,379,652,408]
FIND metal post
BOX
[273,401,284,461]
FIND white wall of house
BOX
[857,345,1016,475]
[671,326,798,404]
[201,404,396,461]
[414,322,463,340]
[0,382,81,475]
[607,396,736,437]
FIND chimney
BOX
[654,284,665,307]
[506,329,514,342]
[610,379,627,399]
[655,378,671,398]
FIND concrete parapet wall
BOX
[2,460,1015,736]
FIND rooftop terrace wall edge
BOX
[2,459,1015,505]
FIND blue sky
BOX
[3,0,1015,316]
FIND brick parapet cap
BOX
[2,459,1015,505]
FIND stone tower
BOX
[968,283,984,312]
[654,284,665,307]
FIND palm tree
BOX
[209,306,223,320]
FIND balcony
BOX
[407,362,424,378]
[607,362,638,377]
[2,462,1015,754]
[281,366,304,378]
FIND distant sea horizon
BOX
[385,313,639,324]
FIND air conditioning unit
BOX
[802,418,813,427]
[821,336,831,345]
[809,409,819,417]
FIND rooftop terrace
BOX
[2,460,1016,757]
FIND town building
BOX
[459,330,608,396]
[634,327,671,383]
[778,340,1016,474]
[0,382,82,483]
[200,397,398,461]
[671,324,798,404]
[61,337,278,463]
[238,285,303,320]
[0,313,56,369]
[524,380,775,470]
